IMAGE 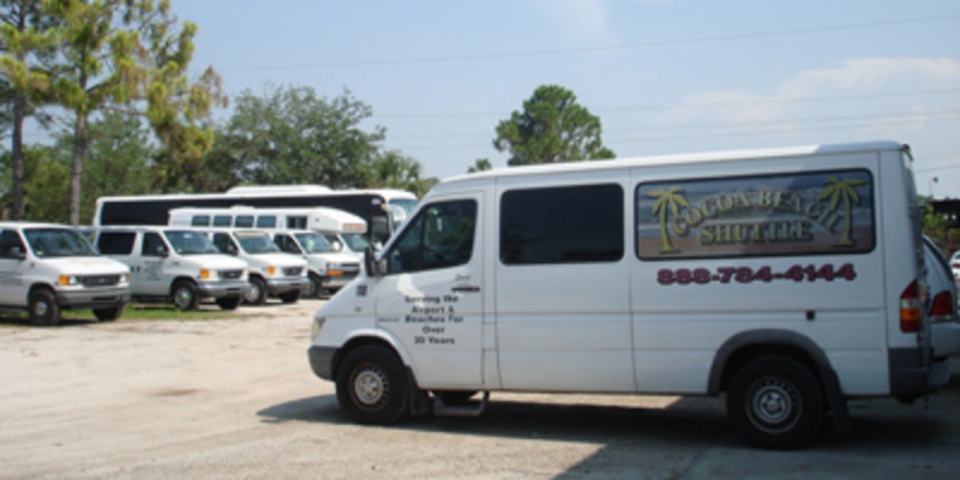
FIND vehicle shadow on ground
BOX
[0,314,97,327]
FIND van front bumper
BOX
[308,346,337,380]
[56,287,131,309]
[197,279,251,299]
[265,277,309,296]
[323,272,359,289]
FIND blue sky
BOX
[170,1,959,196]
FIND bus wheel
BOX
[244,277,267,305]
[336,345,409,424]
[172,280,200,311]
[726,355,824,450]
[29,288,61,326]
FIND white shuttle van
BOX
[307,141,951,449]
[0,222,131,325]
[93,227,250,311]
[205,229,309,305]
[271,230,362,297]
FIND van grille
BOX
[283,267,304,277]
[219,269,244,280]
[80,275,121,287]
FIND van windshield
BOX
[164,230,219,255]
[234,232,281,254]
[293,232,335,253]
[24,228,98,258]
[341,233,370,252]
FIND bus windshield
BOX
[24,228,99,258]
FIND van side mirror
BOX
[364,246,382,278]
[9,246,26,260]
[330,241,343,252]
[155,245,169,257]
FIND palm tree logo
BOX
[817,177,865,247]
[647,187,690,253]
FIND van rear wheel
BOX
[336,345,409,424]
[726,355,824,450]
[29,288,61,326]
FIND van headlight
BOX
[266,266,277,276]
[200,269,212,280]
[59,275,79,286]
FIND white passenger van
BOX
[307,141,950,449]
[168,206,364,296]
[0,222,131,325]
[93,227,250,311]
[205,229,309,305]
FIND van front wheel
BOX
[336,345,409,424]
[29,288,61,326]
[172,280,200,311]
[726,355,824,450]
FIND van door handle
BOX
[452,285,480,293]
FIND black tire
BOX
[244,276,267,305]
[28,288,61,326]
[434,390,478,406]
[93,305,124,322]
[726,355,825,450]
[171,280,200,311]
[279,290,300,304]
[215,296,242,311]
[304,273,323,298]
[336,345,409,424]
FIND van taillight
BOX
[900,280,922,332]
[929,291,955,323]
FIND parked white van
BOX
[307,141,950,449]
[271,229,362,297]
[93,227,250,311]
[206,229,309,305]
[0,222,130,325]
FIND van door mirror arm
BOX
[364,246,382,278]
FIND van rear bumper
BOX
[308,346,337,380]
[57,287,131,309]
[889,348,951,399]
[197,279,251,299]
[931,321,960,359]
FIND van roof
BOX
[440,140,905,186]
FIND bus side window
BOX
[191,215,210,227]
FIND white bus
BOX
[93,186,417,245]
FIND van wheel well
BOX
[719,344,820,393]
[334,337,401,379]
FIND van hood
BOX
[43,256,130,275]
[186,254,249,270]
[251,253,308,268]
[306,252,359,264]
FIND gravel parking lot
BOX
[2,298,960,479]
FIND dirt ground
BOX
[2,298,960,479]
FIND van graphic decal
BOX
[637,169,875,259]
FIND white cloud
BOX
[524,0,612,42]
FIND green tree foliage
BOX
[0,0,59,220]
[371,150,437,197]
[208,85,424,190]
[43,0,223,223]
[494,84,615,166]
[0,144,68,221]
[467,158,491,173]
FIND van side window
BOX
[235,215,254,228]
[97,232,136,255]
[0,230,25,258]
[257,215,277,228]
[142,232,167,257]
[212,233,236,254]
[386,200,477,274]
[273,234,301,254]
[191,215,210,227]
[213,215,231,227]
[500,184,624,265]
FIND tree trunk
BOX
[11,91,26,221]
[69,113,85,226]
